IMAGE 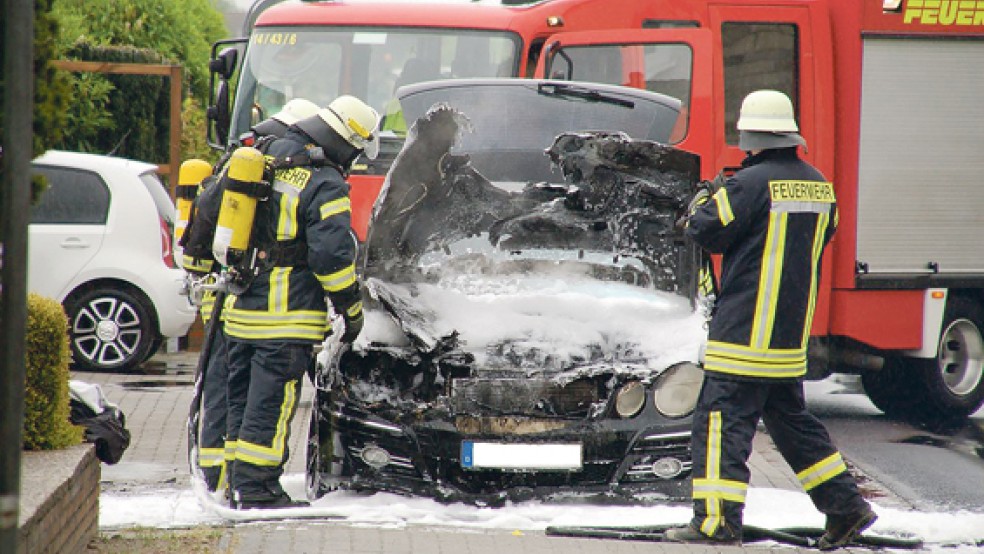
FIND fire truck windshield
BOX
[229,26,521,143]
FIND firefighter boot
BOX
[664,522,741,545]
[233,481,310,510]
[235,493,310,510]
[817,504,877,550]
[202,467,221,493]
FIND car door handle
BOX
[60,238,91,249]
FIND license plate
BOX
[460,441,582,471]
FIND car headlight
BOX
[653,362,704,418]
[614,380,646,418]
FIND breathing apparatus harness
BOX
[210,141,346,295]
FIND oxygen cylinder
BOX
[174,159,212,246]
[212,147,267,268]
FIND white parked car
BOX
[28,150,197,371]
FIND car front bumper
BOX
[320,395,693,505]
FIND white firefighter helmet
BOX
[736,90,806,151]
[318,95,381,160]
[272,97,320,126]
[737,89,799,132]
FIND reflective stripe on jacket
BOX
[685,148,838,379]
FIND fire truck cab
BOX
[207,0,984,425]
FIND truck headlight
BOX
[653,362,703,418]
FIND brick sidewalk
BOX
[76,350,906,554]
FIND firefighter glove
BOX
[688,186,713,213]
[330,282,364,344]
[677,186,713,229]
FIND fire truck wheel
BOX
[864,297,984,425]
[914,297,984,423]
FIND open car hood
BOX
[355,80,705,378]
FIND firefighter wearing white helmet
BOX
[668,90,875,549]
[220,94,380,510]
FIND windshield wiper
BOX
[537,83,635,108]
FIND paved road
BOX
[75,351,909,554]
[806,376,984,513]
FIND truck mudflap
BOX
[545,523,924,549]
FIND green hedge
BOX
[59,41,172,166]
[23,293,83,450]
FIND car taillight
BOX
[159,217,176,268]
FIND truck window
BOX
[230,26,520,141]
[544,42,693,143]
[721,22,798,146]
[642,20,700,29]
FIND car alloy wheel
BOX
[65,286,158,371]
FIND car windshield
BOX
[229,26,519,141]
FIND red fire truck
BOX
[205,0,984,424]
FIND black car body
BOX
[306,79,708,505]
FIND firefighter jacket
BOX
[222,129,359,342]
[685,148,837,380]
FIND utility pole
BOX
[1,0,35,552]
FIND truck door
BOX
[707,3,831,179]
[533,29,715,179]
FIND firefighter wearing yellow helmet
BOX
[221,94,379,510]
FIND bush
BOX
[22,293,83,450]
[57,41,172,165]
[52,0,227,99]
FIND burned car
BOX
[306,79,708,505]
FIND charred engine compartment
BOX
[336,344,623,422]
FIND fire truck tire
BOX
[913,297,984,422]
[863,297,984,424]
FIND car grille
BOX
[621,430,692,483]
[450,377,598,417]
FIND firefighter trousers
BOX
[688,373,868,538]
[225,339,311,502]
[198,328,229,491]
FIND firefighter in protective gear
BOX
[180,100,320,495]
[666,90,875,549]
[223,94,379,509]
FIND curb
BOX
[19,444,100,553]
